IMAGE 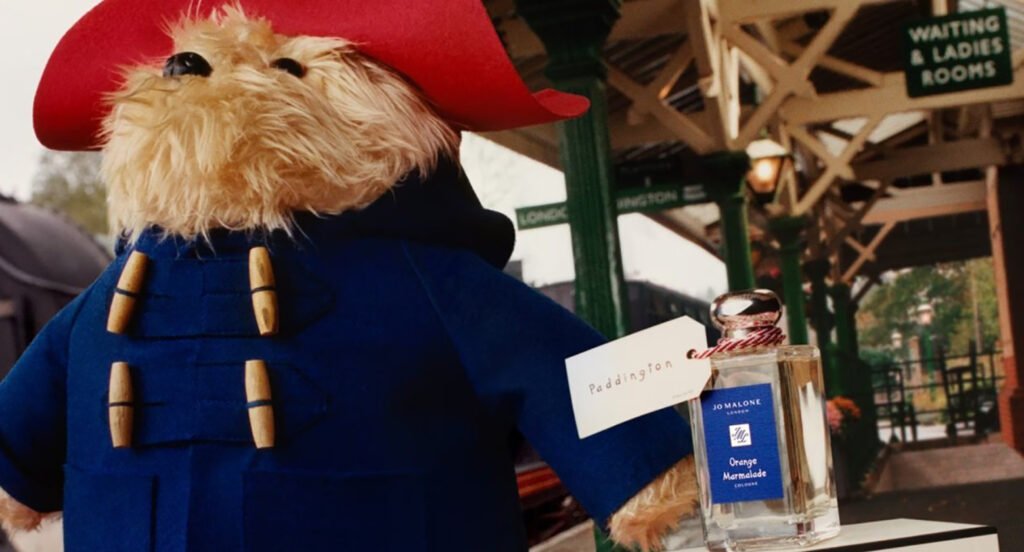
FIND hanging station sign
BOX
[903,7,1013,98]
[515,183,708,230]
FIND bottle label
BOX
[701,383,784,504]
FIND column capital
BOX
[768,216,807,244]
[829,281,852,298]
[516,0,622,81]
[702,150,756,291]
[703,151,752,200]
[513,0,630,338]
[804,258,831,280]
[773,215,810,345]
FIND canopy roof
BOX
[483,0,1024,285]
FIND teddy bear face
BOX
[101,5,458,241]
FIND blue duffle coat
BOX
[0,161,692,551]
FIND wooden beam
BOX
[860,178,904,196]
[867,122,929,159]
[781,62,1024,125]
[845,235,876,261]
[725,2,858,148]
[499,0,686,59]
[737,48,775,94]
[984,165,1014,365]
[927,110,945,186]
[789,127,855,180]
[477,127,560,169]
[852,273,881,304]
[842,221,896,282]
[852,138,1006,181]
[609,106,756,150]
[628,42,695,123]
[725,28,815,97]
[779,40,884,87]
[684,0,728,148]
[647,211,721,258]
[607,64,718,153]
[827,180,890,253]
[859,179,987,225]
[719,0,893,24]
[789,114,881,216]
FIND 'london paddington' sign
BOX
[515,184,708,230]
[904,7,1013,98]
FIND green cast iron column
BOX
[846,294,879,428]
[705,152,755,291]
[832,283,857,394]
[769,216,809,345]
[518,3,630,549]
[831,282,879,490]
[518,0,630,339]
[806,259,842,397]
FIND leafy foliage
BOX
[30,151,108,237]
[857,259,1000,355]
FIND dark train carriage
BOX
[0,196,110,376]
[536,279,719,338]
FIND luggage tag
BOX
[566,316,711,439]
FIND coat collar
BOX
[116,160,515,267]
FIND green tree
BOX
[30,151,108,237]
[857,259,1000,355]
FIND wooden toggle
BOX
[108,362,134,448]
[107,251,149,334]
[249,247,279,336]
[245,359,275,449]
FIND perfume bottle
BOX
[688,290,840,551]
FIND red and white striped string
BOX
[689,326,786,359]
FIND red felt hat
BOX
[34,0,588,151]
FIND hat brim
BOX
[34,0,589,151]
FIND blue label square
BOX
[701,383,784,504]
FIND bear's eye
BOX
[271,58,305,78]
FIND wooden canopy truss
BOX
[484,0,1024,291]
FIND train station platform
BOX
[533,439,1024,552]
[871,440,1024,492]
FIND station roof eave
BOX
[484,0,1024,284]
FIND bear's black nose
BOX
[163,52,212,78]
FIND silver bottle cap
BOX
[710,289,783,338]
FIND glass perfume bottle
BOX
[688,290,840,551]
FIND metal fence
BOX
[873,342,1004,443]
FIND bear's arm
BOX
[402,242,693,527]
[0,289,89,516]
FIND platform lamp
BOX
[891,329,904,349]
[745,138,791,204]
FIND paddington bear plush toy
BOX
[0,1,699,550]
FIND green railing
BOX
[871,343,1004,443]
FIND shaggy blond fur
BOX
[609,456,700,551]
[102,5,459,240]
[0,488,49,534]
